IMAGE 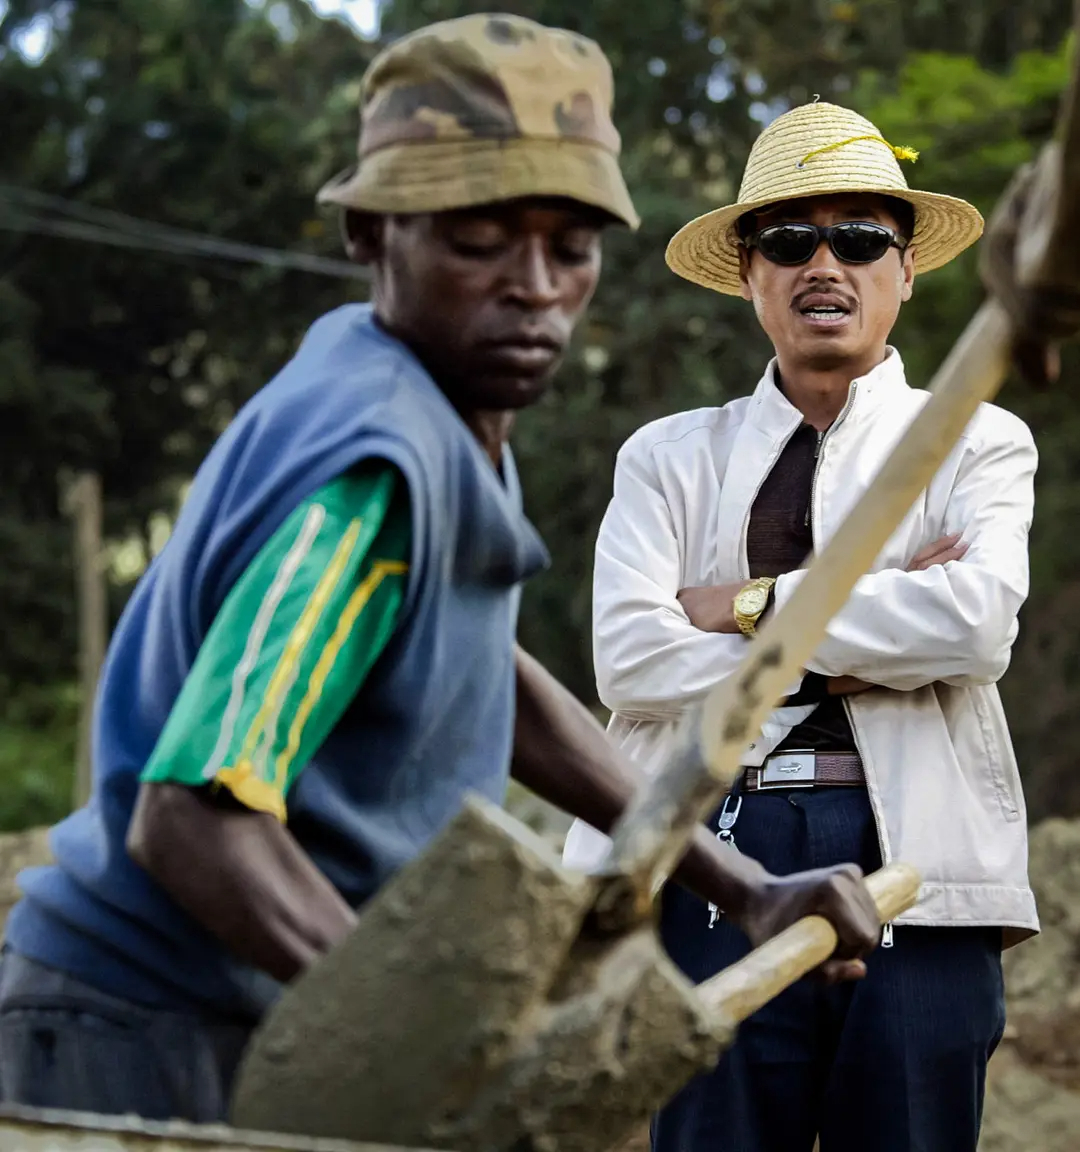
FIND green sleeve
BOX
[141,462,411,821]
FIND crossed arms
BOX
[594,417,1037,721]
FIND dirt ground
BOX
[2,818,1077,1150]
[0,826,50,930]
[979,818,1080,1150]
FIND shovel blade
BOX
[231,797,594,1146]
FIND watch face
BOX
[739,587,768,615]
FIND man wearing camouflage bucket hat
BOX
[567,99,1037,1150]
[0,19,879,1123]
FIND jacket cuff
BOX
[773,568,808,613]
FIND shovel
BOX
[231,792,918,1152]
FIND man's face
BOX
[738,193,916,373]
[347,197,605,412]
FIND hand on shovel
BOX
[735,863,880,984]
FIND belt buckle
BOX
[759,749,816,789]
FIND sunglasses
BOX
[741,222,909,267]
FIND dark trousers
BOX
[653,788,1006,1152]
[0,951,252,1122]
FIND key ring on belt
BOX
[707,778,745,928]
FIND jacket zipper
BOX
[706,409,800,930]
[841,687,897,949]
[805,383,858,530]
[804,430,825,526]
[808,384,897,947]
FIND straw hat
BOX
[666,102,984,295]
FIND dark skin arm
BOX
[511,646,880,979]
[126,641,883,986]
[127,783,356,984]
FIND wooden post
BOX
[66,471,107,810]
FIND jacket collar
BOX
[748,346,909,436]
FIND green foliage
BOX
[855,38,1074,385]
[0,683,77,832]
[1,0,373,683]
[1,0,372,823]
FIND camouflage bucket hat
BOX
[317,13,639,229]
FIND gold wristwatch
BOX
[732,577,777,637]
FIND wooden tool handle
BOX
[863,861,922,923]
[695,862,921,1027]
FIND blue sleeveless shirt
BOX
[7,305,549,1019]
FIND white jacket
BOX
[564,350,1039,943]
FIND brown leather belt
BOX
[744,750,865,792]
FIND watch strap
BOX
[735,576,777,637]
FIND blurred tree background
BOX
[0,0,1077,831]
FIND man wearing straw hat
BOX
[567,101,1037,1150]
[0,20,880,1123]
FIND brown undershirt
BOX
[746,422,857,752]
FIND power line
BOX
[0,210,367,280]
[0,185,369,280]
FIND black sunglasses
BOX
[741,222,909,267]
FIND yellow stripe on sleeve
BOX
[238,517,363,772]
[273,560,409,793]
